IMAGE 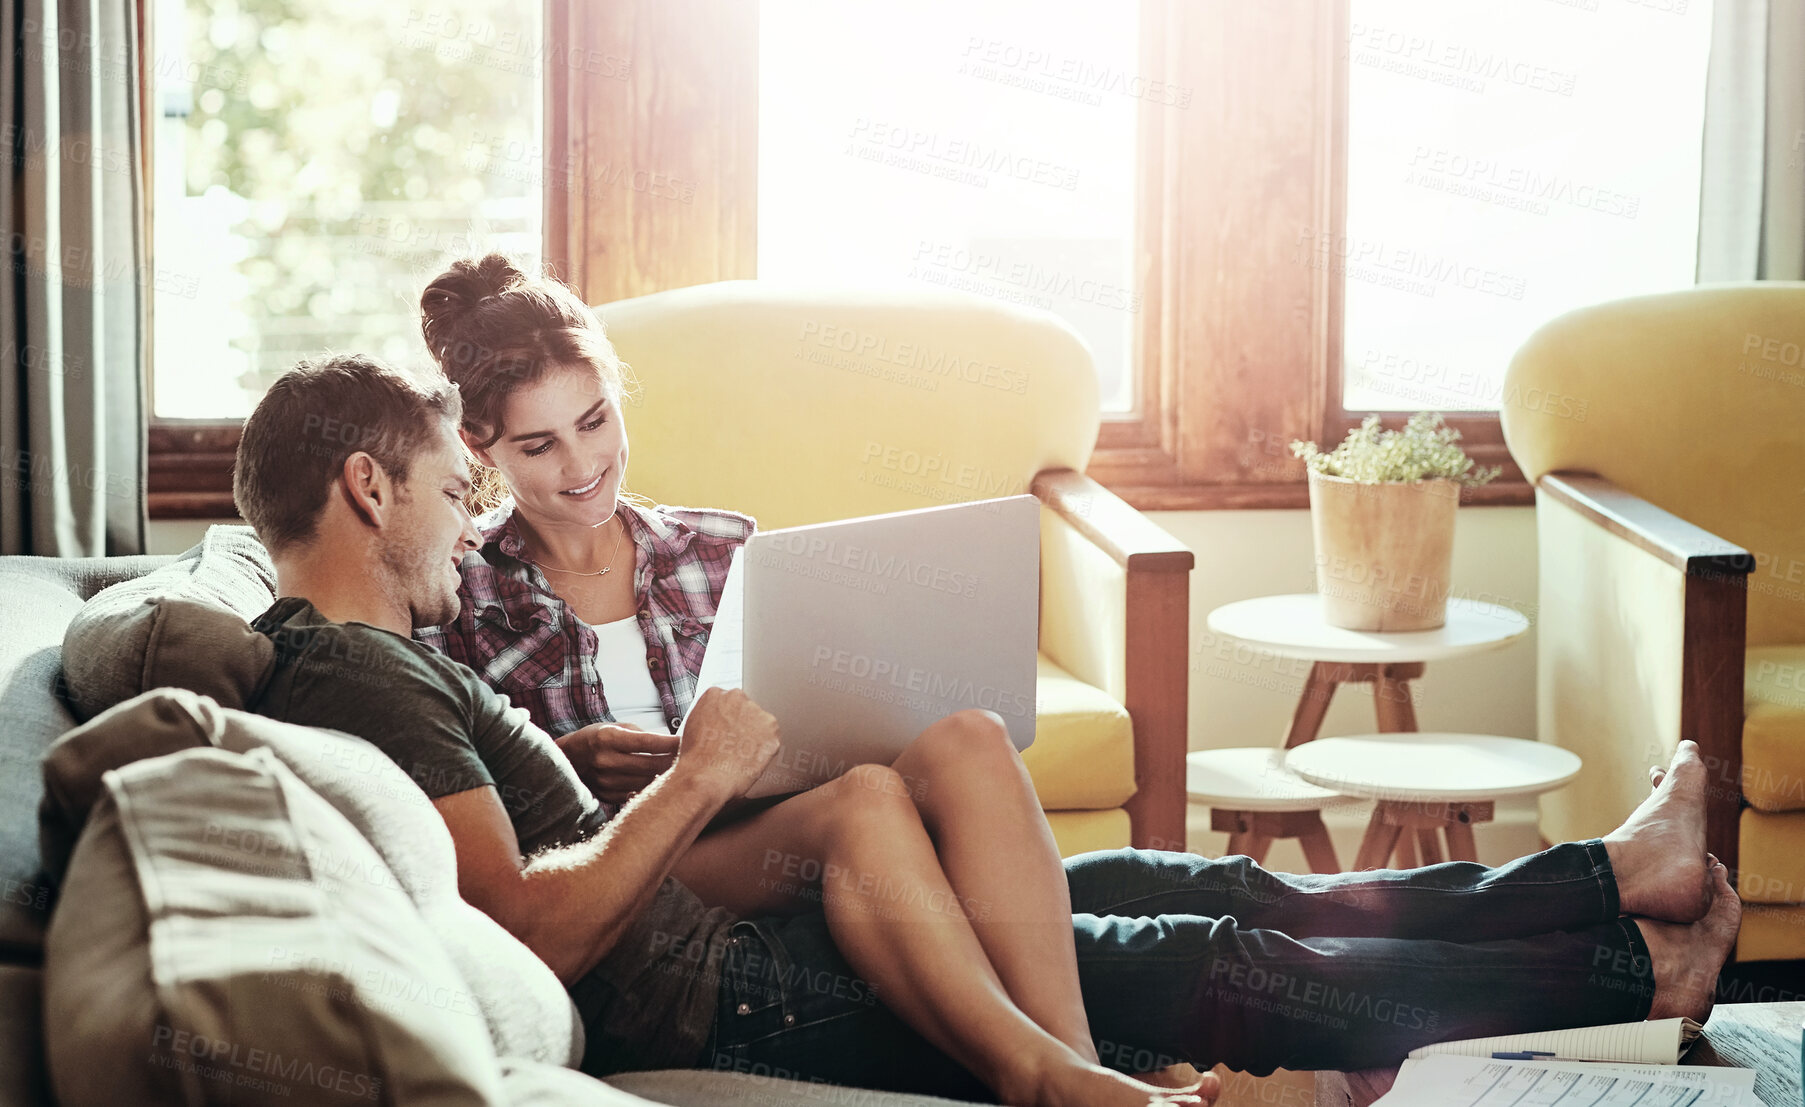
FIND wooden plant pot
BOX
[1307,471,1459,631]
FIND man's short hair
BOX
[234,354,463,553]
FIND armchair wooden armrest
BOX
[1031,468,1195,850]
[1536,471,1753,881]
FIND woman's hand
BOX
[555,722,680,805]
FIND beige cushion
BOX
[1743,644,1805,813]
[60,525,277,719]
[44,746,504,1105]
[1020,653,1136,811]
[41,689,584,1069]
[1045,809,1133,857]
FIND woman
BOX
[411,255,1733,1105]
[414,254,1206,1107]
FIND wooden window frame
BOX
[146,0,1531,519]
[1087,0,1528,511]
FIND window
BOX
[150,0,543,421]
[755,0,1141,413]
[1339,0,1712,412]
[152,0,1717,514]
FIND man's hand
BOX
[670,687,781,803]
[555,723,679,806]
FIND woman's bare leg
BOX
[674,763,1211,1107]
[888,710,1097,1062]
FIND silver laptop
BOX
[694,494,1039,797]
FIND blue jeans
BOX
[697,844,1656,1100]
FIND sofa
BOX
[0,544,989,1104]
[1501,281,1805,961]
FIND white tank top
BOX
[589,615,672,732]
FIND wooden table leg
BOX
[1360,799,1495,870]
[1297,813,1341,874]
[1353,816,1403,870]
[1284,662,1342,748]
[1373,677,1418,732]
[1415,828,1444,865]
[1445,815,1479,862]
[1217,809,1338,870]
[1391,829,1419,869]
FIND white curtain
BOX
[1697,0,1805,281]
[0,0,147,556]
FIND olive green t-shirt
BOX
[248,596,735,1072]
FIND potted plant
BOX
[1291,413,1500,631]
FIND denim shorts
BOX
[698,913,994,1102]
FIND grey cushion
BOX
[60,525,276,720]
[499,1059,669,1104]
[0,556,168,958]
[41,689,585,1069]
[44,746,504,1106]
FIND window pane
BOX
[1339,0,1712,412]
[757,0,1143,413]
[152,0,542,419]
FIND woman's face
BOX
[467,365,629,531]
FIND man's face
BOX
[379,422,481,629]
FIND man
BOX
[231,355,1739,1106]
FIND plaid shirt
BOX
[415,498,756,740]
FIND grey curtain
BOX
[0,0,146,556]
[1697,0,1805,281]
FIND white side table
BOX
[1185,748,1349,873]
[1287,734,1582,869]
[1206,594,1531,743]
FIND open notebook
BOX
[1408,1017,1704,1065]
[1374,1054,1753,1107]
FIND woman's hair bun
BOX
[420,253,529,359]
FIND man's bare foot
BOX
[1603,741,1710,923]
[1636,860,1740,1022]
[997,1056,1217,1107]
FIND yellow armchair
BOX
[595,282,1195,855]
[1502,282,1805,959]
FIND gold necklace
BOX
[536,519,627,578]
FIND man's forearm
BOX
[515,769,726,984]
